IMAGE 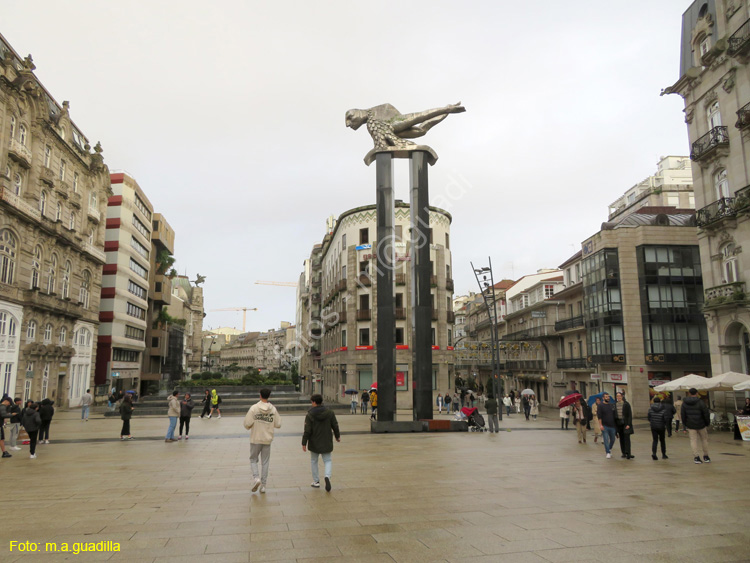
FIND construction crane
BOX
[209,307,258,332]
[255,281,298,287]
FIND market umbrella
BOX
[734,380,750,392]
[694,372,750,391]
[344,389,358,394]
[520,389,534,396]
[558,393,582,409]
[653,373,707,392]
[587,392,605,407]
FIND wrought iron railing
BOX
[557,357,590,369]
[690,126,729,161]
[356,309,371,321]
[554,315,584,331]
[696,197,736,227]
[728,17,750,56]
[737,101,750,130]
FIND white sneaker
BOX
[207,415,211,419]
[260,485,266,494]
[311,482,320,488]
[606,453,612,459]
[30,454,37,459]
[45,440,50,444]
[252,478,261,492]
[12,446,21,450]
[217,415,221,419]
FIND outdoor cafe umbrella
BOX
[694,372,750,391]
[653,373,707,392]
[558,393,582,409]
[344,389,359,394]
[734,379,750,392]
[521,389,535,396]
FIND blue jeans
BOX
[602,426,617,454]
[81,405,89,419]
[166,416,177,440]
[310,451,332,483]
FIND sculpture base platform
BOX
[370,420,468,433]
[364,145,437,166]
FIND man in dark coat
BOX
[302,394,340,491]
[681,387,711,464]
[615,391,634,459]
[485,394,499,433]
[647,397,669,460]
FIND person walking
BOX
[0,396,13,458]
[302,394,340,491]
[361,389,369,414]
[443,392,451,414]
[514,395,521,414]
[38,398,54,444]
[647,397,669,460]
[522,394,530,421]
[559,397,570,430]
[453,392,460,412]
[119,394,134,440]
[208,389,222,419]
[108,388,118,412]
[598,392,618,459]
[673,396,685,434]
[369,389,378,420]
[664,398,677,438]
[436,393,443,414]
[681,388,711,464]
[21,401,41,459]
[573,399,587,443]
[530,395,539,421]
[8,397,22,451]
[615,391,634,459]
[350,393,358,414]
[80,389,93,421]
[178,392,195,440]
[485,394,499,433]
[244,388,282,494]
[502,395,512,416]
[199,389,211,418]
[165,390,180,442]
[591,397,602,444]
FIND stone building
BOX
[0,35,109,406]
[219,331,260,372]
[663,0,750,377]
[169,275,205,376]
[299,201,455,407]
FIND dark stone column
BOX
[410,152,433,420]
[375,153,395,421]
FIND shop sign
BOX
[590,373,601,380]
[531,311,546,318]
[604,372,627,382]
[396,372,405,386]
[356,244,372,250]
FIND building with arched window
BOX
[0,33,109,404]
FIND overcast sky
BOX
[4,1,691,332]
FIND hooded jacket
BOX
[210,389,221,406]
[302,405,340,454]
[647,402,668,430]
[243,400,282,445]
[180,398,195,417]
[681,395,710,430]
[39,399,55,421]
[22,406,42,432]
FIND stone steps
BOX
[101,402,351,417]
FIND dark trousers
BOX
[618,424,631,456]
[200,403,211,417]
[27,430,38,455]
[361,402,367,413]
[524,407,530,420]
[666,420,673,437]
[121,419,130,436]
[179,416,191,436]
[651,428,666,456]
[39,420,51,441]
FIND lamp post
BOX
[471,258,503,420]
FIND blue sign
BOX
[356,244,372,250]
[112,372,120,377]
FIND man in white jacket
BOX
[243,388,282,494]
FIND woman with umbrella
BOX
[345,389,358,414]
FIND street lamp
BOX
[471,258,503,420]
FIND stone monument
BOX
[346,102,465,424]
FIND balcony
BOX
[690,126,729,161]
[312,276,321,287]
[446,278,454,292]
[395,307,406,320]
[447,311,455,323]
[430,275,437,287]
[431,309,438,320]
[336,310,347,324]
[0,185,41,221]
[358,274,372,287]
[81,242,106,264]
[23,289,84,319]
[696,197,736,227]
[356,309,371,321]
[704,281,746,309]
[336,279,347,292]
[87,205,101,223]
[557,357,591,369]
[8,138,32,168]
[152,276,172,304]
[56,181,70,199]
[311,293,321,304]
[554,315,584,332]
[728,17,750,57]
[395,273,406,285]
[40,166,55,186]
[69,191,82,208]
[737,101,750,130]
[502,324,556,341]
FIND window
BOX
[125,325,145,340]
[13,172,22,195]
[665,193,679,206]
[112,348,139,362]
[341,264,346,280]
[47,254,57,294]
[431,327,436,346]
[0,230,17,284]
[359,228,368,245]
[43,324,52,344]
[448,329,452,347]
[130,236,149,259]
[715,169,730,200]
[134,194,152,220]
[24,378,31,404]
[59,160,66,182]
[699,35,711,59]
[359,328,370,346]
[26,321,36,342]
[30,246,41,289]
[341,233,346,248]
[129,257,148,278]
[61,261,71,299]
[69,211,76,231]
[395,327,405,345]
[73,172,79,192]
[445,233,450,249]
[359,260,368,275]
[76,328,92,348]
[131,214,150,239]
[90,191,97,209]
[544,285,555,299]
[44,145,51,167]
[128,279,147,300]
[40,191,47,215]
[395,293,404,308]
[41,363,49,399]
[126,302,146,320]
[341,329,347,348]
[56,202,62,222]
[707,101,722,129]
[18,124,27,146]
[721,243,739,283]
[88,230,94,245]
[59,326,67,344]
[688,195,695,208]
[79,270,90,308]
[359,294,369,310]
[9,115,15,139]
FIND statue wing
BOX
[369,103,402,122]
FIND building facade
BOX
[664,0,750,377]
[0,35,109,406]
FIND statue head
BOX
[345,109,368,130]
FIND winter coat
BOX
[616,400,634,434]
[243,400,282,445]
[180,398,195,418]
[302,405,340,454]
[22,407,42,432]
[361,391,369,404]
[485,398,498,415]
[530,400,538,416]
[681,396,710,430]
[647,403,669,430]
[9,403,22,424]
[167,395,181,417]
[39,399,55,422]
[120,401,134,420]
[370,391,378,408]
[210,389,221,406]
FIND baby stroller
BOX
[457,407,486,432]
